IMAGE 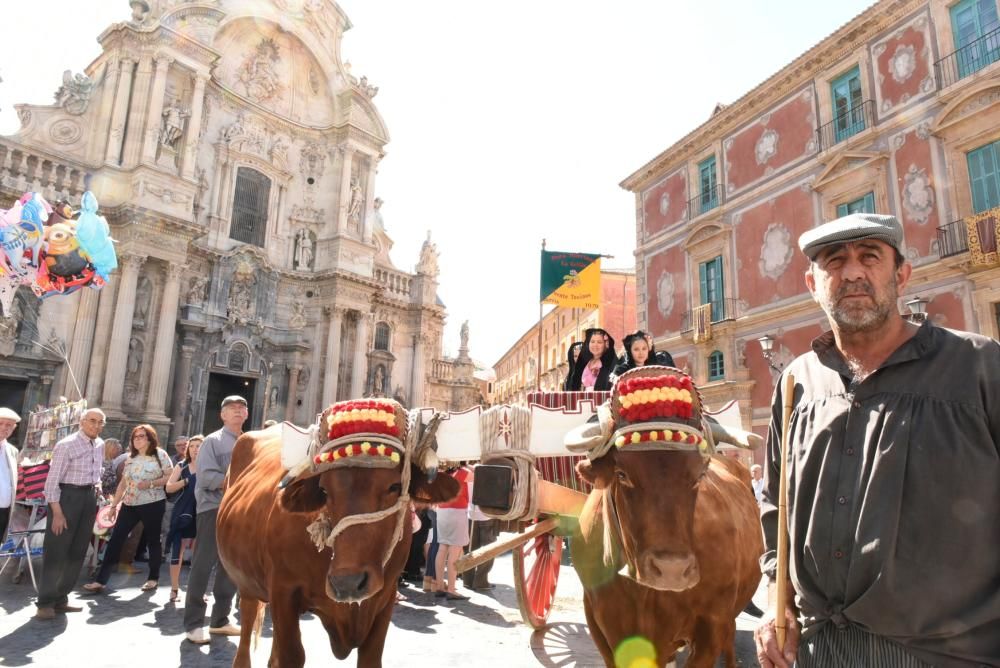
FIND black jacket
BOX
[562,342,584,391]
[567,329,618,392]
[612,331,675,376]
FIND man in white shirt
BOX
[0,407,21,548]
[751,464,764,505]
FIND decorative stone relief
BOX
[144,182,192,205]
[16,108,31,128]
[755,129,779,165]
[291,205,324,224]
[656,272,675,318]
[658,193,670,216]
[269,135,289,170]
[54,70,94,115]
[238,38,283,103]
[901,165,935,224]
[759,223,793,280]
[49,119,82,145]
[227,259,257,324]
[289,294,307,329]
[300,141,326,181]
[186,275,208,305]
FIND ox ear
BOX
[279,475,326,514]
[409,465,461,505]
[576,452,616,489]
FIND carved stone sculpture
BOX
[416,231,440,277]
[347,178,363,225]
[186,275,208,305]
[460,320,469,350]
[54,70,94,116]
[160,99,190,148]
[134,276,153,327]
[127,336,144,374]
[289,297,307,329]
[239,38,283,103]
[227,260,257,324]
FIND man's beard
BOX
[821,276,897,334]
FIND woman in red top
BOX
[433,465,471,600]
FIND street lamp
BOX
[757,334,784,373]
[904,296,930,324]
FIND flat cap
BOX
[221,395,248,408]
[0,407,21,422]
[798,213,904,260]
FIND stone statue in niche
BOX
[373,365,386,395]
[186,275,208,305]
[0,298,23,357]
[269,135,289,170]
[133,276,152,327]
[127,336,144,374]
[269,385,279,410]
[297,366,310,400]
[160,99,189,148]
[347,178,363,226]
[227,260,257,324]
[54,70,94,116]
[294,229,314,270]
[289,297,307,329]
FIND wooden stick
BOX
[454,517,559,574]
[775,372,795,649]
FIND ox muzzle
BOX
[327,565,384,604]
[637,550,700,592]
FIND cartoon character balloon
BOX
[0,190,117,316]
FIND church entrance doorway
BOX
[203,372,256,435]
[0,376,28,446]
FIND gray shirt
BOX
[761,322,1000,668]
[194,426,240,514]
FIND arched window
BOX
[708,350,725,381]
[374,322,391,351]
[230,167,270,247]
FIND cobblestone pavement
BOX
[0,551,764,667]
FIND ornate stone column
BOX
[141,55,173,165]
[363,158,377,243]
[101,254,146,416]
[350,314,370,397]
[285,365,302,422]
[122,55,154,168]
[321,306,344,406]
[170,338,196,440]
[181,73,208,181]
[410,334,426,407]
[65,287,100,399]
[337,147,355,234]
[85,272,120,400]
[105,57,135,165]
[145,263,183,418]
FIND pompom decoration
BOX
[613,428,705,449]
[325,399,402,441]
[616,374,695,423]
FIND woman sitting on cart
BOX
[566,328,617,391]
[612,330,675,378]
[561,342,583,391]
[83,424,173,594]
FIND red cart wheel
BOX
[512,529,562,629]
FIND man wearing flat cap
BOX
[755,214,1000,667]
[183,395,247,644]
[0,407,21,548]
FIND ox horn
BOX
[704,414,763,450]
[414,411,443,481]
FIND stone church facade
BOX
[0,0,480,441]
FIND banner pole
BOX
[537,239,546,392]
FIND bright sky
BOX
[0,0,874,366]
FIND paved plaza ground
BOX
[0,550,763,667]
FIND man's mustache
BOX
[835,281,875,300]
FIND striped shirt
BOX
[798,624,932,668]
[43,430,103,503]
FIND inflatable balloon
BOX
[74,191,117,281]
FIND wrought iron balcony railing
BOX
[680,298,740,341]
[816,99,875,151]
[687,183,724,219]
[936,219,969,258]
[935,26,1000,88]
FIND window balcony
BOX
[816,99,875,151]
[934,27,1000,89]
[939,206,1000,266]
[680,298,740,342]
[686,183,724,220]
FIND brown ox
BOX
[217,428,458,668]
[571,449,762,667]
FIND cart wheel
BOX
[512,529,562,629]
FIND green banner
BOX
[540,250,601,306]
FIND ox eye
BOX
[615,469,632,486]
[388,483,402,495]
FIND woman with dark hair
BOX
[83,424,173,594]
[613,330,675,377]
[561,342,584,391]
[567,328,618,391]
[164,434,203,602]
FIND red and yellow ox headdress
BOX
[312,398,409,471]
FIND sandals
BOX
[445,592,469,601]
[82,582,106,594]
[169,588,179,602]
[140,580,158,592]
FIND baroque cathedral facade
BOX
[0,0,479,440]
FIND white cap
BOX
[0,407,22,422]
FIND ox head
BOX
[568,367,714,592]
[279,400,459,603]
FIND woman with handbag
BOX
[83,424,173,593]
[163,435,202,602]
